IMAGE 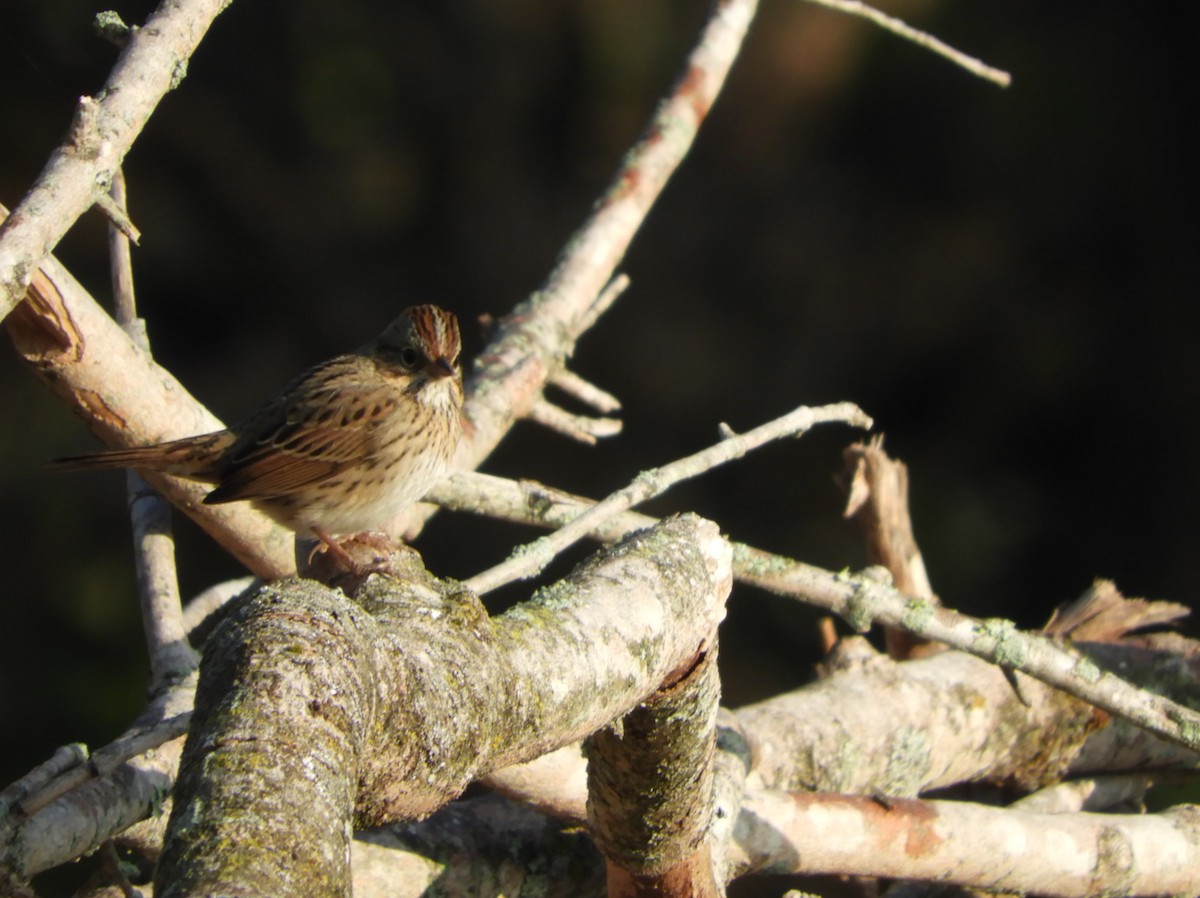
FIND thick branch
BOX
[587,645,721,897]
[732,640,1196,797]
[331,788,1200,898]
[156,515,731,897]
[731,790,1200,897]
[9,625,1192,889]
[486,638,1198,820]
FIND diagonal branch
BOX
[430,469,1200,754]
[744,560,1200,752]
[456,0,760,471]
[805,0,1011,87]
[464,401,871,594]
[2,221,296,578]
[0,0,235,322]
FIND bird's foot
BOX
[302,529,412,584]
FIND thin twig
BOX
[95,191,142,245]
[108,171,198,687]
[108,172,138,325]
[528,398,622,445]
[9,711,192,820]
[0,677,195,873]
[573,273,631,341]
[0,745,89,823]
[548,368,623,415]
[806,0,1012,88]
[182,576,257,635]
[463,402,871,594]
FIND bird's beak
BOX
[428,357,457,379]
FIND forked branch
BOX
[464,402,872,594]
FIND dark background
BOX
[1,0,1194,875]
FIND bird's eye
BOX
[400,347,420,368]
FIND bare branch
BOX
[549,367,623,415]
[528,398,622,445]
[708,714,752,888]
[805,0,1012,87]
[429,469,1200,754]
[732,789,1200,896]
[588,644,721,896]
[107,171,198,686]
[334,789,1190,897]
[841,436,938,659]
[741,558,1200,753]
[1013,774,1160,815]
[95,191,142,246]
[155,516,731,894]
[456,0,759,472]
[1,679,195,881]
[0,0,234,321]
[1,208,296,578]
[842,436,933,599]
[353,797,604,897]
[463,401,871,595]
[181,577,257,635]
[8,596,1193,887]
[0,746,89,823]
[427,471,652,539]
[578,273,632,338]
[14,712,192,822]
[1045,579,1191,641]
[480,744,589,822]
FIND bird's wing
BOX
[203,358,401,504]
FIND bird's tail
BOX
[49,432,232,480]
